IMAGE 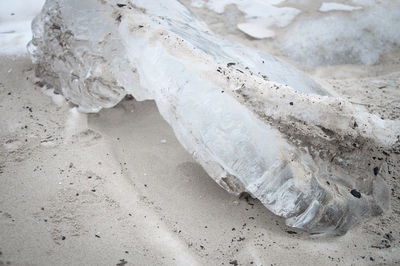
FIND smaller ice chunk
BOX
[237,23,275,39]
[319,2,363,12]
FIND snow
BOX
[319,2,363,12]
[205,0,300,40]
[237,22,275,39]
[0,0,45,55]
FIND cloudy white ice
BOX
[25,0,400,235]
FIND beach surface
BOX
[1,54,400,265]
[1,0,400,265]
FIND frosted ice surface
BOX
[29,0,399,234]
[319,2,363,12]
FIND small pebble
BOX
[373,167,379,176]
[350,189,361,198]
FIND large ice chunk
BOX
[29,0,399,235]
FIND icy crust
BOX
[29,0,399,234]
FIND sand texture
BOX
[1,55,400,265]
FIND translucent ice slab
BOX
[28,0,399,234]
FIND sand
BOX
[0,52,399,265]
[1,1,400,265]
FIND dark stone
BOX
[124,94,134,101]
[116,259,128,266]
[373,167,379,176]
[350,189,361,198]
[384,232,394,242]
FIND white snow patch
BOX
[319,2,362,12]
[0,0,45,55]
[237,22,275,39]
[206,0,300,39]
